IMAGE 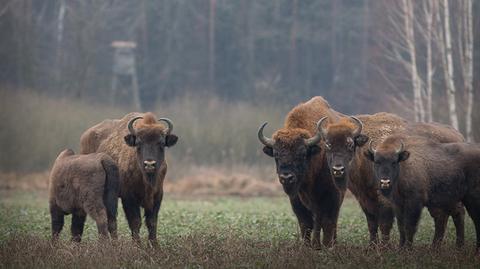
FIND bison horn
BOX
[368,140,377,155]
[350,116,363,137]
[158,118,173,135]
[128,116,143,135]
[258,122,274,147]
[305,118,325,147]
[318,116,329,139]
[396,141,405,155]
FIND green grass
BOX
[0,191,479,268]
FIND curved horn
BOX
[258,122,274,147]
[158,118,173,135]
[128,116,143,135]
[305,118,325,146]
[395,141,405,155]
[368,140,377,155]
[350,116,363,137]
[318,116,329,138]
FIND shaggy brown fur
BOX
[321,112,465,245]
[49,149,119,242]
[80,119,120,154]
[259,96,346,248]
[80,112,178,246]
[365,136,480,252]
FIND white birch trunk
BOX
[425,0,434,122]
[403,0,425,122]
[463,0,474,142]
[442,0,459,130]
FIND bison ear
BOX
[398,151,410,162]
[262,146,274,157]
[354,134,369,147]
[364,149,375,162]
[308,145,321,156]
[165,134,178,147]
[124,134,137,147]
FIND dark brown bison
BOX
[80,112,178,246]
[365,136,480,253]
[258,97,345,248]
[49,149,119,242]
[316,113,465,245]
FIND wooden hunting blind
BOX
[111,41,141,110]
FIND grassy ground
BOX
[0,191,478,268]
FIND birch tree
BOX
[458,0,474,141]
[439,0,459,130]
[419,0,436,122]
[382,0,425,122]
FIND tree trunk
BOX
[208,0,216,92]
[289,0,298,86]
[463,0,474,141]
[442,0,459,130]
[361,0,370,89]
[403,0,425,122]
[55,0,66,90]
[425,0,434,122]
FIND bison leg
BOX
[451,203,465,248]
[49,203,65,242]
[462,197,480,254]
[321,218,337,248]
[102,158,119,240]
[319,196,341,248]
[289,196,313,243]
[428,207,448,248]
[379,206,394,244]
[104,189,118,240]
[122,198,142,243]
[86,205,109,240]
[362,209,379,245]
[403,203,422,248]
[311,214,323,249]
[395,207,406,247]
[71,212,86,242]
[145,196,162,247]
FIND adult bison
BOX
[316,113,465,245]
[257,97,345,248]
[80,112,178,245]
[365,135,479,253]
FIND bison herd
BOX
[49,96,480,255]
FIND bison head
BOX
[258,120,322,197]
[364,139,410,196]
[318,116,369,187]
[124,113,178,185]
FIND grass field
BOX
[0,190,479,268]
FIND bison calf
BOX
[365,136,473,251]
[49,149,119,242]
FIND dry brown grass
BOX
[0,167,282,197]
[1,233,478,269]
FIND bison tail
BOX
[101,158,119,221]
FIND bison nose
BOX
[279,173,295,185]
[380,178,391,189]
[332,165,345,177]
[144,160,156,169]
